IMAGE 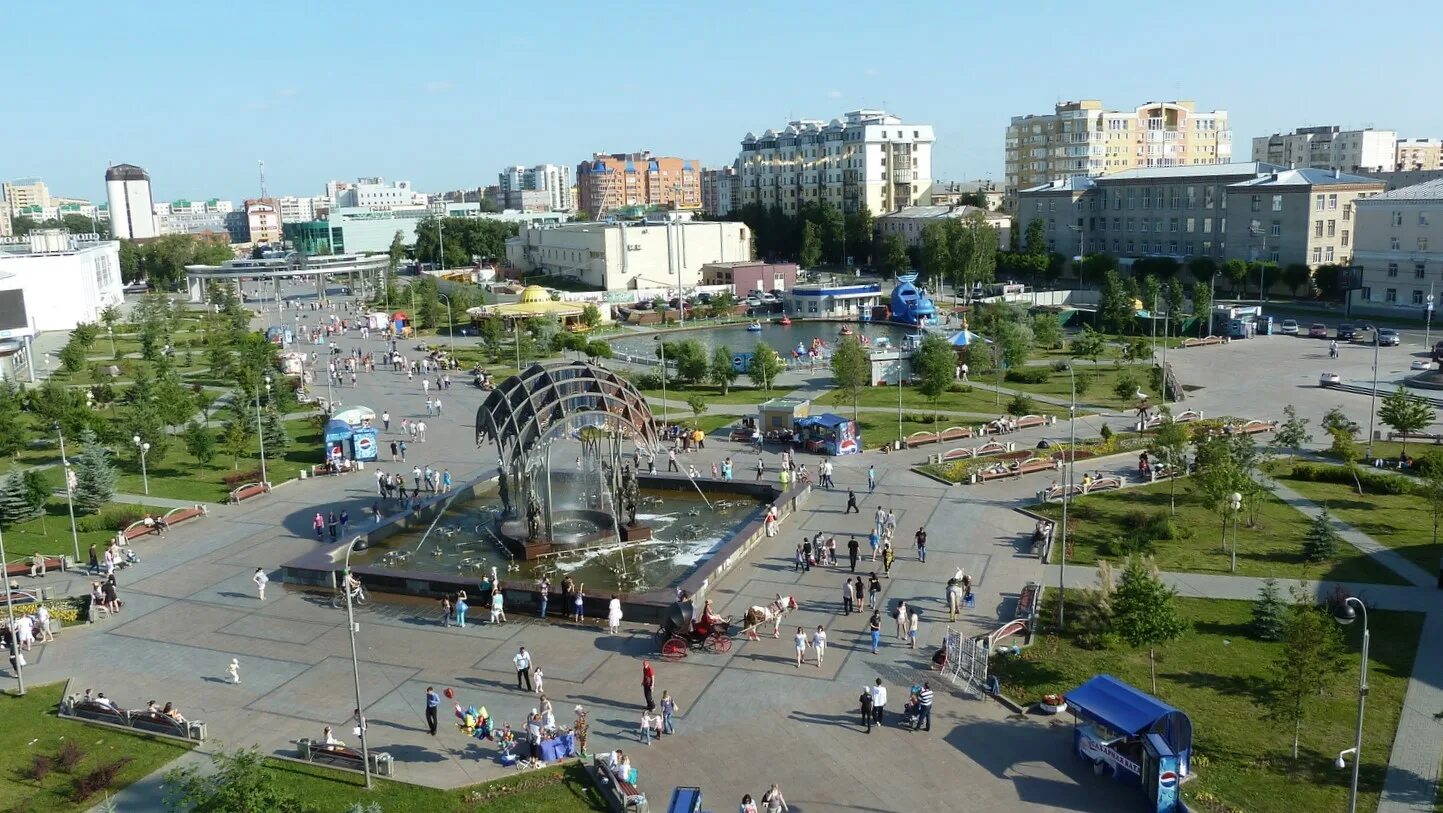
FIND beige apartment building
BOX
[574,152,701,219]
[1251,127,1396,174]
[1004,100,1231,210]
[1227,168,1383,268]
[2,178,51,216]
[1350,178,1443,314]
[1395,138,1443,172]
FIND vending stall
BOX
[794,413,861,456]
[1064,674,1193,813]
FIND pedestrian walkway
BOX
[1268,479,1436,586]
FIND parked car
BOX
[1308,323,1329,338]
[745,296,762,307]
[1279,319,1300,335]
[1377,328,1400,346]
[1337,324,1357,341]
[1432,340,1443,363]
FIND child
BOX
[573,584,585,622]
[226,658,241,684]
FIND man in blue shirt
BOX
[424,686,440,735]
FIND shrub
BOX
[1113,371,1141,401]
[221,469,265,487]
[1005,368,1050,385]
[947,382,972,393]
[630,372,664,390]
[1099,424,1114,443]
[27,754,54,781]
[1006,394,1036,416]
[1051,360,1071,373]
[1289,463,1414,495]
[70,758,131,803]
[56,740,85,772]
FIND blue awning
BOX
[949,330,988,347]
[1065,675,1179,736]
[796,413,850,429]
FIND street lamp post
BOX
[436,219,445,273]
[1057,364,1076,628]
[1426,288,1435,352]
[341,539,373,789]
[896,360,904,448]
[107,325,115,358]
[1333,596,1370,813]
[1229,491,1242,573]
[0,523,24,695]
[1365,332,1381,458]
[1249,226,1269,302]
[654,337,670,425]
[55,425,81,566]
[255,375,273,484]
[132,435,150,496]
[437,293,454,353]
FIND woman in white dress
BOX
[15,617,34,652]
[35,605,54,643]
[607,594,623,635]
[793,626,806,668]
[811,625,827,668]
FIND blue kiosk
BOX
[889,273,936,326]
[1064,674,1193,813]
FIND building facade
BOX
[699,260,797,295]
[105,163,158,239]
[1250,127,1397,174]
[737,110,934,217]
[930,180,1004,211]
[1005,100,1231,210]
[333,178,423,210]
[701,166,738,217]
[286,206,565,256]
[2,178,50,216]
[505,217,750,291]
[498,164,573,211]
[1016,163,1384,272]
[244,199,281,244]
[1350,178,1443,314]
[0,230,123,332]
[1396,139,1443,172]
[877,205,1012,250]
[575,152,701,218]
[157,210,233,237]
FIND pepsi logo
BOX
[1158,770,1178,788]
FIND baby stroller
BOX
[903,683,924,728]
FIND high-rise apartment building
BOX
[1251,126,1397,174]
[575,152,701,218]
[1395,139,1443,172]
[105,164,158,239]
[701,166,738,217]
[737,110,934,217]
[1004,100,1231,209]
[2,178,51,216]
[498,164,573,211]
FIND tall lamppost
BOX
[1229,491,1242,573]
[341,538,372,789]
[1057,363,1077,628]
[437,293,454,353]
[1365,331,1381,458]
[131,435,151,496]
[654,337,670,425]
[107,324,115,358]
[0,523,24,695]
[1333,596,1370,813]
[255,375,273,484]
[1426,288,1435,353]
[54,425,81,566]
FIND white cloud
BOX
[827,89,843,99]
[864,67,879,77]
[424,80,455,94]
[276,88,298,98]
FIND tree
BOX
[686,394,708,424]
[260,407,288,459]
[912,334,956,436]
[1023,220,1047,259]
[1251,577,1287,642]
[1222,258,1248,297]
[920,222,952,294]
[747,342,784,392]
[1110,555,1188,694]
[845,205,875,266]
[799,221,823,269]
[1281,263,1313,297]
[1275,404,1313,457]
[660,339,708,384]
[1077,253,1117,286]
[584,339,612,361]
[1302,509,1342,563]
[58,337,87,372]
[1030,312,1063,350]
[183,421,216,465]
[880,234,910,277]
[1070,327,1106,366]
[829,336,870,419]
[1163,279,1186,334]
[1190,280,1213,337]
[387,230,406,277]
[581,303,602,329]
[164,747,309,813]
[1148,412,1190,514]
[71,427,116,513]
[1421,461,1443,550]
[220,421,252,469]
[1378,385,1435,453]
[708,345,738,395]
[0,470,44,526]
[1266,596,1347,759]
[1098,270,1133,333]
[0,382,27,458]
[996,319,1032,369]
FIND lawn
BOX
[0,683,193,813]
[635,384,778,406]
[997,362,1156,410]
[112,418,325,503]
[268,758,607,813]
[0,497,177,560]
[841,382,1067,418]
[1033,480,1408,585]
[992,594,1422,813]
[1273,464,1442,578]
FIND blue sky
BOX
[5,0,1441,203]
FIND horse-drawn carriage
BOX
[658,601,733,660]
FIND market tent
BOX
[323,419,354,444]
[796,413,850,429]
[948,330,988,347]
[1065,674,1192,756]
[331,406,376,428]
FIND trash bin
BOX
[297,738,312,760]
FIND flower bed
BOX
[8,595,90,626]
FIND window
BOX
[1250,194,1261,212]
[1127,217,1135,232]
[1343,203,1351,221]
[1154,219,1163,233]
[1326,246,1334,262]
[1326,220,1336,237]
[1169,218,1179,233]
[1328,193,1338,209]
[1422,211,1431,226]
[1417,262,1427,278]
[1315,194,1325,211]
[1184,241,1194,254]
[1273,195,1283,212]
[1203,217,1213,234]
[1342,229,1349,246]
[1186,217,1195,233]
[1048,200,1055,212]
[1312,247,1322,263]
[1392,211,1403,226]
[1314,220,1324,238]
[1391,237,1401,250]
[1385,288,1397,303]
[1270,220,1281,238]
[1387,262,1399,277]
[1421,237,1431,251]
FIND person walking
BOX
[537,577,550,619]
[894,600,909,639]
[868,529,879,562]
[382,410,390,431]
[312,512,325,540]
[667,449,679,472]
[642,661,656,711]
[842,578,854,615]
[327,512,339,540]
[881,541,895,577]
[853,576,865,617]
[915,526,928,563]
[908,609,920,649]
[424,686,440,735]
[253,568,268,600]
[339,510,349,536]
[867,464,876,492]
[859,685,875,732]
[867,609,882,654]
[755,457,765,482]
[793,625,807,668]
[868,572,881,610]
[811,625,827,668]
[847,536,859,572]
[514,647,533,691]
[740,793,759,813]
[441,594,452,627]
[607,594,623,635]
[659,690,680,735]
[869,678,887,727]
[760,783,788,813]
[844,489,858,514]
[914,682,934,732]
[639,710,658,745]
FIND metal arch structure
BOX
[475,361,660,539]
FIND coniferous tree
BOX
[71,427,116,513]
[1251,577,1287,641]
[0,471,44,525]
[260,407,288,459]
[1302,509,1342,563]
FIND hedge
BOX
[1287,463,1416,495]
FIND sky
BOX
[5,0,1442,204]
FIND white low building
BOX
[506,216,752,291]
[0,229,122,336]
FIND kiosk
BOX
[323,419,379,464]
[1064,674,1192,813]
[795,413,861,455]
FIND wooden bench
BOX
[1017,456,1059,476]
[2,556,66,579]
[1173,409,1204,423]
[974,464,1016,483]
[1016,414,1053,430]
[938,425,977,442]
[1233,420,1277,436]
[127,710,200,739]
[70,700,128,727]
[228,482,271,504]
[297,739,391,775]
[1388,431,1443,444]
[591,754,649,812]
[118,505,206,543]
[1079,475,1123,494]
[1180,336,1227,348]
[904,430,939,448]
[1016,581,1040,622]
[933,440,1012,464]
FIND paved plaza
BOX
[10,295,1443,813]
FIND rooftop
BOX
[881,205,1003,220]
[1019,176,1096,194]
[1229,168,1384,188]
[1362,178,1443,202]
[1101,162,1282,182]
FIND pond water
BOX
[610,321,920,360]
[352,485,766,594]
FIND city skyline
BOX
[5,0,1442,204]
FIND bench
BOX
[591,754,649,812]
[1079,475,1123,494]
[1388,431,1443,444]
[932,440,1012,464]
[1233,420,1276,436]
[904,430,939,448]
[127,710,206,741]
[1017,456,1059,476]
[938,425,977,442]
[70,700,129,727]
[1180,335,1227,348]
[228,482,271,504]
[118,505,206,543]
[2,556,66,579]
[984,415,1054,435]
[297,738,393,776]
[1016,581,1041,623]
[1016,414,1053,430]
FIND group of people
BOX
[3,606,54,671]
[311,510,351,541]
